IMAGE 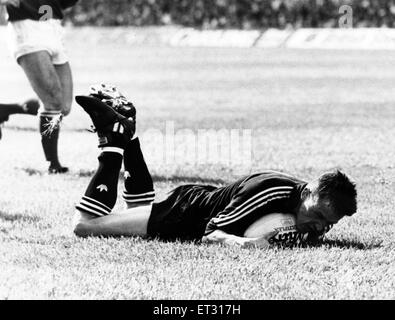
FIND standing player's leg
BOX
[54,62,73,116]
[18,51,68,173]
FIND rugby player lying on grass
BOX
[0,99,39,140]
[72,86,357,248]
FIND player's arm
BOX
[0,0,19,7]
[202,229,277,249]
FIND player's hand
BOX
[0,0,20,7]
[242,230,278,249]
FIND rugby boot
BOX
[75,95,135,149]
[89,83,136,119]
[22,99,40,116]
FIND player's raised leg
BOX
[73,94,153,237]
[18,51,68,173]
[75,149,123,219]
[122,139,155,208]
[88,84,155,208]
[73,95,134,219]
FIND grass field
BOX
[0,29,394,300]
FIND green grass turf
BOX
[0,31,394,299]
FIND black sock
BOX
[39,112,62,167]
[123,138,155,205]
[76,151,123,217]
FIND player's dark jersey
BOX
[204,171,306,236]
[147,171,307,241]
[7,0,78,22]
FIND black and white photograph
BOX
[0,0,394,303]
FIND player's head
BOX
[296,170,357,235]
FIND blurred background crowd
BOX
[66,0,395,28]
[1,0,395,28]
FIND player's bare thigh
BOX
[74,204,152,238]
[18,51,64,112]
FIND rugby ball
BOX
[244,213,309,247]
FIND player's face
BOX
[296,188,341,235]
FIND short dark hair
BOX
[316,170,357,217]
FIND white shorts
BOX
[6,19,69,65]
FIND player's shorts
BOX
[6,19,68,65]
[147,184,217,242]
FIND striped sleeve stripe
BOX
[214,191,291,226]
[215,190,292,224]
[215,194,291,227]
[214,186,293,223]
[204,221,216,236]
[82,196,112,212]
[75,203,105,217]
